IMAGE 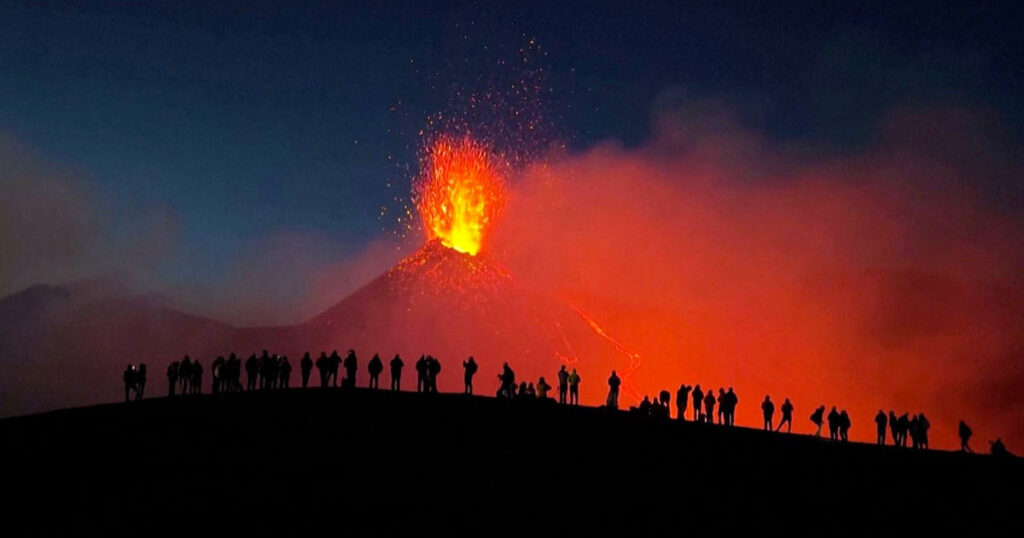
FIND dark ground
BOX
[1,387,1020,535]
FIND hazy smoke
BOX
[490,103,1024,449]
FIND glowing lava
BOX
[416,135,507,255]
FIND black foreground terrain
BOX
[2,388,1020,535]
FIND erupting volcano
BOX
[415,135,507,256]
[305,132,643,400]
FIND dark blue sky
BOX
[2,1,1022,292]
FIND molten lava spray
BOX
[415,135,507,255]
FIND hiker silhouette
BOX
[416,356,428,393]
[827,407,840,440]
[568,368,580,405]
[390,354,404,391]
[368,353,383,389]
[691,385,704,422]
[343,350,358,389]
[874,411,887,445]
[328,350,342,387]
[676,385,691,421]
[166,361,179,397]
[315,352,327,388]
[300,352,313,388]
[498,363,516,398]
[279,356,291,389]
[462,357,478,394]
[761,395,774,431]
[245,354,258,391]
[606,371,621,409]
[536,377,552,399]
[777,398,793,432]
[425,356,441,393]
[810,405,825,437]
[959,420,973,453]
[838,410,850,442]
[703,390,716,424]
[888,411,899,446]
[557,365,569,404]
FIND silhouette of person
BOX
[368,353,383,389]
[716,388,725,424]
[416,355,428,393]
[777,398,793,432]
[638,395,652,415]
[897,413,910,447]
[134,363,146,400]
[328,350,341,387]
[810,405,825,437]
[658,390,671,410]
[990,438,1008,457]
[167,361,179,397]
[909,415,921,449]
[725,387,738,426]
[463,357,478,394]
[874,410,887,445]
[245,354,258,391]
[761,395,774,431]
[827,407,840,440]
[557,365,569,404]
[191,359,203,395]
[568,369,580,405]
[519,381,530,400]
[918,413,930,449]
[888,411,899,446]
[959,420,973,453]
[279,356,291,389]
[123,364,135,402]
[211,356,225,394]
[606,371,621,409]
[704,390,716,424]
[676,384,691,421]
[536,377,552,399]
[315,352,327,388]
[390,354,404,391]
[498,363,516,398]
[691,385,704,422]
[300,352,313,388]
[839,410,850,442]
[258,350,272,390]
[343,350,358,389]
[180,355,193,394]
[426,356,441,393]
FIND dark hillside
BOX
[1,389,1019,534]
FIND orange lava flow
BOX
[570,305,643,401]
[416,135,507,255]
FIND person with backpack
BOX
[557,365,569,404]
[959,420,973,453]
[810,405,825,437]
[367,353,383,389]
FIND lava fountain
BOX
[415,135,508,255]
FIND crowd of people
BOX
[121,350,1011,456]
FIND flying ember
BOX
[415,135,507,255]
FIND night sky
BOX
[4,2,1021,309]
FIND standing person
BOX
[536,377,552,399]
[328,350,342,387]
[498,363,516,398]
[180,356,193,394]
[367,353,383,389]
[426,356,441,393]
[462,357,478,394]
[568,368,581,405]
[606,370,621,409]
[123,364,136,402]
[827,407,840,440]
[557,365,569,404]
[959,420,973,453]
[716,388,726,425]
[703,390,717,424]
[888,411,899,446]
[245,354,258,391]
[918,413,930,449]
[279,356,292,389]
[676,385,691,421]
[761,395,775,431]
[191,359,203,395]
[724,388,738,426]
[777,398,794,432]
[416,355,428,393]
[343,350,358,389]
[839,410,851,442]
[300,352,313,388]
[315,352,327,388]
[874,410,888,445]
[810,405,825,437]
[390,354,404,391]
[691,385,704,422]
[167,361,179,397]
